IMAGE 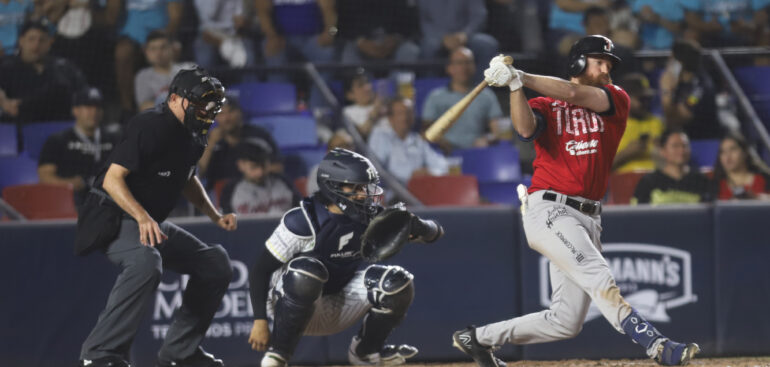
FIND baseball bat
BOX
[425,55,513,143]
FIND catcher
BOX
[248,148,444,366]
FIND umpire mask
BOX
[168,67,226,146]
[317,148,384,224]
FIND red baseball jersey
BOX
[527,84,630,201]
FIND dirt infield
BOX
[329,357,770,367]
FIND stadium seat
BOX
[414,77,448,117]
[455,143,521,183]
[607,171,646,205]
[21,120,72,159]
[690,139,720,169]
[733,66,770,96]
[282,145,327,180]
[0,124,17,156]
[407,175,481,206]
[0,154,38,190]
[250,115,318,149]
[2,183,77,219]
[229,82,296,117]
[294,176,308,198]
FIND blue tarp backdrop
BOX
[1,203,768,367]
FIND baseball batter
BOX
[452,35,700,367]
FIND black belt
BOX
[542,191,601,215]
[89,188,133,220]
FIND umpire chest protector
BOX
[295,197,369,294]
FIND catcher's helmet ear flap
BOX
[567,35,621,77]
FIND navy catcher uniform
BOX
[248,148,443,366]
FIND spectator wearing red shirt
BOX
[713,133,770,200]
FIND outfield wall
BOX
[1,203,768,366]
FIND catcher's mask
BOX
[317,148,383,224]
[168,66,225,145]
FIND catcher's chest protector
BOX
[299,198,368,294]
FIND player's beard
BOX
[577,73,612,87]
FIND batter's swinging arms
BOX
[452,35,700,367]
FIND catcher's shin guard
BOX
[355,265,415,356]
[270,257,328,359]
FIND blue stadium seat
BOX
[455,143,521,183]
[0,154,38,190]
[414,77,448,117]
[229,82,296,117]
[249,115,318,149]
[0,124,17,156]
[21,121,72,159]
[690,139,720,169]
[733,67,770,96]
[282,146,328,180]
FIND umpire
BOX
[74,67,237,367]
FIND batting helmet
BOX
[317,148,383,223]
[567,35,621,77]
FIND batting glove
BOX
[485,57,524,92]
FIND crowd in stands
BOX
[2,0,770,220]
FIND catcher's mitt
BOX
[360,207,413,262]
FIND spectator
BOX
[582,6,637,77]
[114,0,182,114]
[0,0,33,57]
[198,98,281,189]
[37,87,119,206]
[306,129,354,196]
[659,39,721,140]
[193,0,257,70]
[485,0,544,54]
[369,97,449,184]
[255,0,336,109]
[418,0,499,81]
[633,0,685,50]
[680,0,770,47]
[51,0,122,95]
[337,0,419,77]
[613,73,664,173]
[0,20,87,122]
[548,0,611,54]
[712,133,770,200]
[220,141,299,215]
[631,129,711,205]
[134,30,194,111]
[421,47,504,152]
[341,69,387,139]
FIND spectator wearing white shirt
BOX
[369,97,449,184]
[193,0,257,69]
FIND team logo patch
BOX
[539,243,697,322]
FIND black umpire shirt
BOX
[94,104,204,223]
[38,127,119,206]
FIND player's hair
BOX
[712,133,770,181]
[658,128,687,148]
[145,29,172,45]
[582,6,608,25]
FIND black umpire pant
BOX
[80,219,232,361]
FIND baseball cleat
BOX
[653,339,700,366]
[78,356,131,367]
[348,335,418,365]
[156,347,224,367]
[260,350,287,367]
[452,326,506,367]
